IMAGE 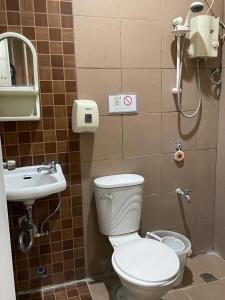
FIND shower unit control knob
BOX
[212,41,219,48]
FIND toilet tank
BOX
[94,174,144,236]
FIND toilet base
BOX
[119,277,173,300]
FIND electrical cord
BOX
[206,0,215,15]
[204,59,221,85]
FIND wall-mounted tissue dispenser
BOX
[72,100,99,133]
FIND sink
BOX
[4,164,66,206]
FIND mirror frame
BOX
[0,31,39,91]
[0,32,40,121]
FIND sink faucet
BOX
[176,188,192,203]
[3,160,16,171]
[37,161,57,174]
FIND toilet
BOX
[94,174,180,300]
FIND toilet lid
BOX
[113,239,180,284]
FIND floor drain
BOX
[200,273,218,283]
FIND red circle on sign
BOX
[124,95,132,106]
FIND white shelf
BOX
[0,86,39,96]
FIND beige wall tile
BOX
[162,20,176,69]
[197,110,218,149]
[81,159,124,205]
[215,186,225,227]
[80,116,123,161]
[74,16,121,68]
[123,113,161,157]
[216,150,225,188]
[190,222,214,254]
[217,109,225,149]
[196,149,216,187]
[83,202,107,246]
[141,191,195,234]
[121,19,161,68]
[214,223,225,258]
[162,69,207,112]
[123,155,161,195]
[192,187,215,224]
[122,69,162,113]
[218,71,225,109]
[202,0,224,19]
[77,69,122,115]
[163,0,192,20]
[162,112,197,153]
[161,151,196,192]
[84,240,112,277]
[120,0,162,20]
[73,0,120,17]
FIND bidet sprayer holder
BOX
[176,188,192,203]
[175,142,182,151]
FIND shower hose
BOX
[176,39,202,119]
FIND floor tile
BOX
[185,280,225,300]
[162,290,190,300]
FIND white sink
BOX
[4,164,66,206]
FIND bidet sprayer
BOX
[184,2,204,27]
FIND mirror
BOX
[0,32,40,121]
[0,38,34,87]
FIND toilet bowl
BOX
[112,238,180,300]
[94,174,180,300]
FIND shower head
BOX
[190,1,204,13]
[190,2,204,13]
[184,1,204,27]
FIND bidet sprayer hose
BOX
[40,193,61,234]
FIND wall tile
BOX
[77,69,121,115]
[190,222,214,254]
[216,150,225,188]
[120,0,162,20]
[217,108,225,149]
[214,223,225,258]
[122,155,161,195]
[196,149,216,187]
[197,110,218,149]
[81,159,124,205]
[74,16,121,68]
[80,116,123,161]
[121,19,161,68]
[122,69,162,113]
[161,151,196,192]
[141,191,195,234]
[192,187,215,224]
[162,112,197,153]
[73,0,119,18]
[215,186,225,227]
[123,113,161,157]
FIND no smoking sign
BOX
[108,94,137,114]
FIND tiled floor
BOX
[17,282,92,300]
[88,252,225,300]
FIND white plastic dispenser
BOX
[189,15,220,58]
[72,100,99,133]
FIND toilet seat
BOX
[112,238,180,287]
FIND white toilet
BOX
[94,174,180,300]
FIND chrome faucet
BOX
[176,188,192,203]
[3,160,16,171]
[37,161,57,174]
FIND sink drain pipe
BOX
[18,193,61,253]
